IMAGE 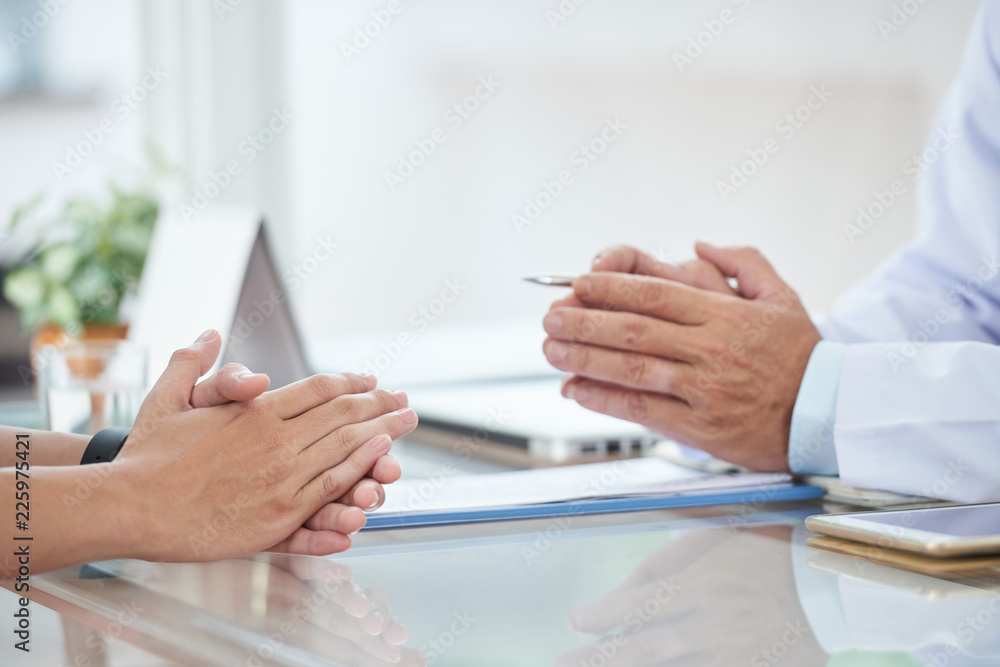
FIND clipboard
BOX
[363,484,824,530]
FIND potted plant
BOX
[2,188,158,363]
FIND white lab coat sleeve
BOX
[806,1,1000,500]
[819,0,1000,346]
[788,342,847,475]
[836,341,1000,502]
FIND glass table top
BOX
[6,438,1000,666]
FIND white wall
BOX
[274,0,981,346]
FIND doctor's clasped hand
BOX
[542,243,821,471]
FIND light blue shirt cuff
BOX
[788,341,848,475]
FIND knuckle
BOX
[309,374,340,403]
[329,425,357,454]
[624,390,650,423]
[320,470,343,499]
[623,355,650,386]
[333,396,363,422]
[637,280,666,312]
[169,347,200,366]
[371,388,397,412]
[621,317,648,349]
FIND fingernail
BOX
[396,408,418,425]
[370,435,391,453]
[366,495,382,511]
[546,341,568,362]
[391,390,408,407]
[236,368,255,379]
[574,275,592,297]
[361,373,377,390]
[564,382,575,399]
[592,253,605,267]
[543,312,563,335]
[195,329,215,344]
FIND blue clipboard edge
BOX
[362,484,825,531]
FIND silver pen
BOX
[523,274,577,287]
[525,273,740,291]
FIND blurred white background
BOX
[0,0,984,359]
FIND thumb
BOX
[147,329,223,410]
[694,242,786,301]
[191,363,271,408]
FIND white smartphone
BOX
[805,503,1000,557]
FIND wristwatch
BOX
[80,427,130,465]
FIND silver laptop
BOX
[222,225,657,464]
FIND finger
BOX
[299,408,416,473]
[291,590,402,664]
[336,478,386,511]
[145,330,222,410]
[694,242,785,301]
[303,503,368,534]
[360,588,392,636]
[673,259,740,295]
[262,373,379,420]
[543,339,697,399]
[591,245,676,279]
[191,363,271,408]
[381,616,408,645]
[267,527,353,557]
[562,377,695,438]
[370,455,401,485]
[300,434,396,507]
[293,389,409,450]
[573,273,715,325]
[543,307,700,362]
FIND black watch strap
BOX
[80,427,130,465]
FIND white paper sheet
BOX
[374,457,791,515]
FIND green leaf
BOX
[2,267,46,310]
[39,243,80,282]
[46,284,80,330]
